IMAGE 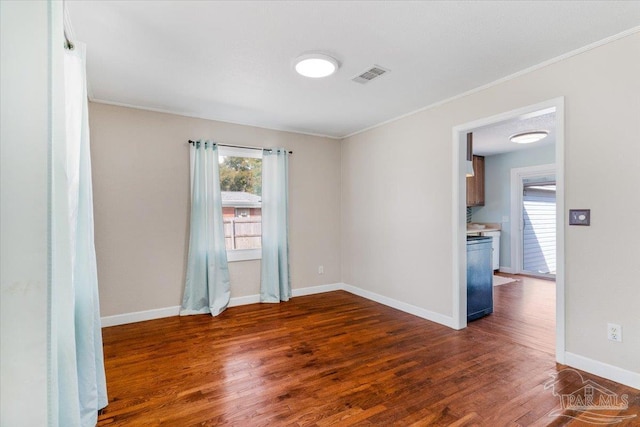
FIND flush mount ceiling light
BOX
[294,53,339,78]
[510,130,549,144]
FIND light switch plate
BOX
[569,209,590,226]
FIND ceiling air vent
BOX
[352,65,390,84]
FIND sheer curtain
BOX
[181,141,231,316]
[53,40,108,427]
[260,149,291,302]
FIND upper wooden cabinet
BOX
[466,155,485,207]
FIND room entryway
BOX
[453,97,565,364]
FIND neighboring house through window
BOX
[218,146,262,261]
[235,208,250,218]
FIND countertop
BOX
[466,223,501,234]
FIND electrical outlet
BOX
[318,265,324,275]
[607,323,622,342]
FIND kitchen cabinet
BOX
[466,155,485,207]
[481,230,500,271]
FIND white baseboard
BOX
[101,283,344,327]
[101,305,180,328]
[342,283,456,329]
[228,283,343,306]
[100,283,454,329]
[292,282,343,297]
[100,284,639,393]
[564,352,640,390]
[499,266,515,274]
[228,294,260,307]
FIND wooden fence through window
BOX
[224,217,261,250]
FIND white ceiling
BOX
[66,1,640,139]
[472,110,556,156]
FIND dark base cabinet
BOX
[467,236,493,321]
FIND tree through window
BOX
[218,147,262,260]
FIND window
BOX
[235,208,250,218]
[218,146,262,262]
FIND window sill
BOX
[227,249,261,262]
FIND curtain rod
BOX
[188,140,292,154]
[63,29,74,50]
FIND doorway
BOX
[452,97,566,364]
[510,165,557,279]
[523,179,556,276]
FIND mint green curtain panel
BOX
[181,141,231,316]
[260,149,291,302]
[53,41,108,427]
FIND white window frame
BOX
[218,146,262,262]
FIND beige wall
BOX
[341,33,640,374]
[89,103,341,316]
[90,32,639,379]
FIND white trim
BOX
[510,163,556,275]
[218,145,263,159]
[101,283,344,327]
[100,305,181,328]
[90,28,639,141]
[451,125,466,330]
[88,99,342,140]
[228,283,344,305]
[228,294,260,307]
[498,266,515,274]
[342,27,639,139]
[343,284,456,329]
[564,352,640,390]
[100,282,456,328]
[227,248,261,262]
[292,283,343,297]
[554,100,566,364]
[100,282,640,390]
[452,97,566,362]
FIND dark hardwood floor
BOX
[471,274,556,355]
[98,285,639,426]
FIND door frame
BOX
[451,97,566,364]
[511,164,556,277]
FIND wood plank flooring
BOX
[471,274,556,355]
[98,285,639,426]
